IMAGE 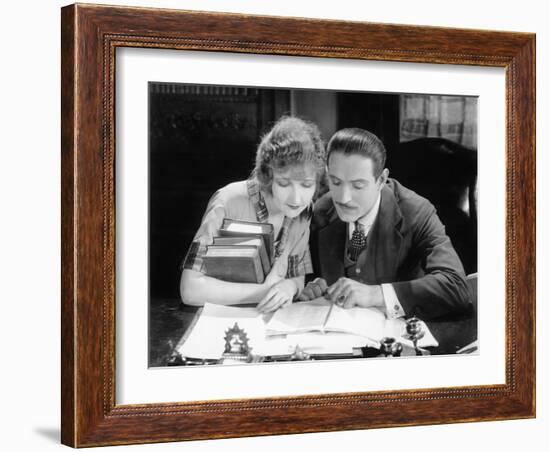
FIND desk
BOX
[149,298,477,366]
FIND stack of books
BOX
[202,219,274,283]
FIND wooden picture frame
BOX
[61,3,535,447]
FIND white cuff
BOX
[381,284,406,319]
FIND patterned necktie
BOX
[349,221,367,261]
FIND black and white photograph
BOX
[4,0,544,450]
[148,83,479,367]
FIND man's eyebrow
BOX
[328,173,369,184]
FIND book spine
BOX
[203,257,258,283]
[265,232,274,263]
[258,242,270,276]
[254,253,264,283]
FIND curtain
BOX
[400,95,477,149]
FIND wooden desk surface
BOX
[149,298,477,366]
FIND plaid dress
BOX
[182,178,313,279]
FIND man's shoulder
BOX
[386,178,435,221]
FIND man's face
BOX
[327,152,386,223]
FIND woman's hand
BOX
[263,256,288,288]
[257,279,298,313]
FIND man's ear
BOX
[377,168,389,188]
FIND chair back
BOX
[387,137,477,274]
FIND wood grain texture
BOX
[60,5,76,446]
[60,3,536,447]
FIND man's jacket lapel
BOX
[361,183,405,283]
[318,218,346,285]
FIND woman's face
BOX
[270,163,317,218]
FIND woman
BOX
[180,116,326,313]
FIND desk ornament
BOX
[289,345,311,361]
[221,322,253,363]
[379,337,403,357]
[404,316,430,356]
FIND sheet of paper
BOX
[178,301,438,360]
[177,303,266,360]
[259,332,374,356]
[281,332,376,354]
[325,305,386,339]
[456,339,478,354]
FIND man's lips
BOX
[335,203,358,211]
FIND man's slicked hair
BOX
[327,128,386,179]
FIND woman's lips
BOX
[286,204,303,210]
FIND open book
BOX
[265,299,438,347]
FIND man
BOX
[299,128,470,320]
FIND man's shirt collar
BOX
[347,191,382,239]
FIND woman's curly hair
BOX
[253,116,326,193]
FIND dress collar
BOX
[246,178,269,223]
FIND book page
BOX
[226,223,264,234]
[265,299,331,335]
[236,238,263,247]
[205,247,257,257]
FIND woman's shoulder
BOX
[208,180,261,222]
[212,180,250,205]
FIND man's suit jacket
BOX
[311,178,470,319]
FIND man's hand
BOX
[257,279,298,313]
[326,277,384,309]
[296,277,329,301]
